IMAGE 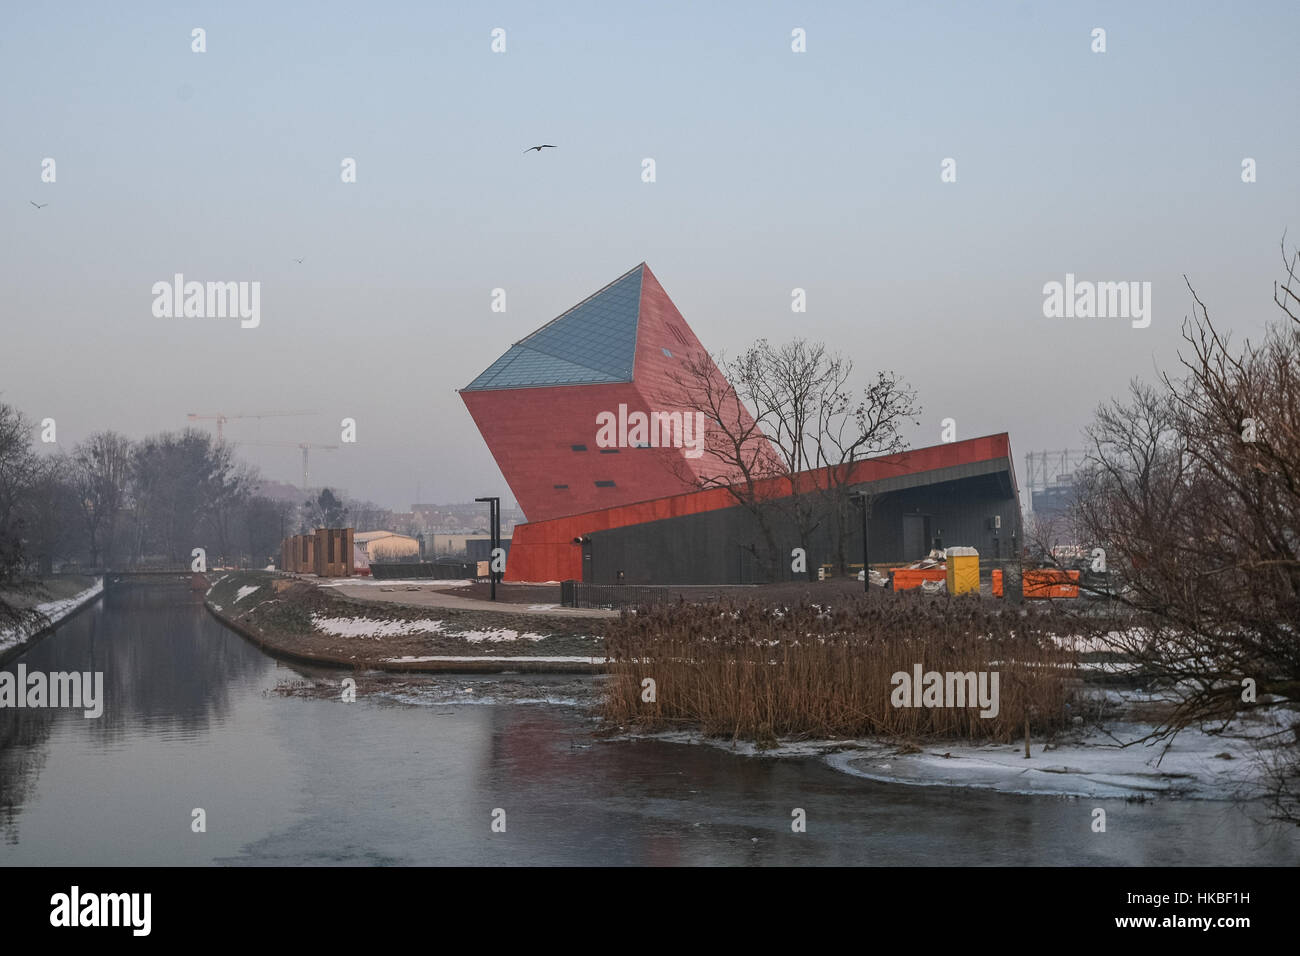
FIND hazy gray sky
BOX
[3,1,1296,511]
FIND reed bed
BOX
[601,595,1079,743]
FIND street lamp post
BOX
[475,496,500,600]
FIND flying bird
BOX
[30,201,47,209]
[524,145,556,153]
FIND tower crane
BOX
[234,441,339,489]
[185,410,316,441]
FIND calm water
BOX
[0,582,1295,866]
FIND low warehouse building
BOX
[354,531,420,562]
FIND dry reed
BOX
[600,594,1079,743]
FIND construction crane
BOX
[234,441,339,489]
[186,410,316,440]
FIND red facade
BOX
[461,264,766,523]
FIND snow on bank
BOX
[824,721,1265,800]
[234,585,261,603]
[0,578,104,654]
[385,654,607,664]
[375,684,590,708]
[312,614,446,638]
[456,628,547,643]
[310,613,547,643]
[608,702,1289,802]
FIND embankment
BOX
[0,576,105,664]
[204,570,608,674]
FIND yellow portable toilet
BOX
[945,547,980,595]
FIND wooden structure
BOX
[313,527,354,577]
[280,530,354,576]
[280,533,316,573]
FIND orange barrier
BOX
[891,567,947,591]
[1023,568,1079,598]
[992,569,1003,597]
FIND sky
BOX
[2,0,1297,512]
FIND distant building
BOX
[1024,450,1086,518]
[420,532,512,560]
[1030,485,1076,519]
[354,531,420,561]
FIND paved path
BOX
[324,581,619,619]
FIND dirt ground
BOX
[206,571,608,672]
[444,582,565,604]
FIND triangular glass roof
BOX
[463,265,644,390]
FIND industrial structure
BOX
[1024,449,1087,517]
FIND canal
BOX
[1,582,1295,865]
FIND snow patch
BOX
[385,654,606,664]
[457,628,546,644]
[312,614,447,638]
[310,614,549,643]
[0,579,104,654]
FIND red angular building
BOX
[460,263,764,523]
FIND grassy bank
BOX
[0,574,104,663]
[601,595,1081,744]
[0,574,98,609]
[205,571,606,673]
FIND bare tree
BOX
[71,431,132,568]
[665,338,919,579]
[1072,238,1300,821]
[663,346,786,576]
[127,430,251,564]
[23,454,80,575]
[302,488,348,531]
[0,402,44,629]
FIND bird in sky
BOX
[30,201,47,209]
[524,145,556,153]
[293,257,304,264]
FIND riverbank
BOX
[605,700,1286,802]
[273,664,1290,805]
[0,575,103,664]
[204,570,609,673]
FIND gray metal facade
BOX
[582,465,1020,585]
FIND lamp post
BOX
[475,496,500,600]
[850,491,870,593]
